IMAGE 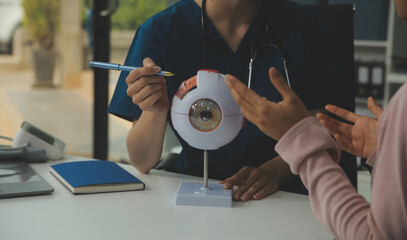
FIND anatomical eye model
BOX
[171,69,244,207]
[171,70,243,150]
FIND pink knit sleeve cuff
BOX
[275,116,341,174]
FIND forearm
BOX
[276,117,374,239]
[259,156,296,186]
[127,110,168,173]
[260,108,322,185]
[300,150,372,239]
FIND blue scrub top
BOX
[108,0,349,180]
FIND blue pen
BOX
[89,61,174,77]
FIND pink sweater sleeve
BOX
[276,83,407,240]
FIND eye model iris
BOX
[189,98,222,132]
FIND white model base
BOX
[175,182,232,208]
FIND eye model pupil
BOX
[199,108,212,122]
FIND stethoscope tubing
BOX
[201,0,291,89]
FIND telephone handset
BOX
[0,121,66,162]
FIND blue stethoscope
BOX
[200,0,292,89]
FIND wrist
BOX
[132,110,168,134]
[259,156,293,185]
[142,108,168,121]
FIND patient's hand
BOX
[317,97,383,158]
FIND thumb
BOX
[143,57,156,67]
[143,57,161,74]
[367,97,383,119]
[269,67,292,99]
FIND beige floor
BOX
[0,69,131,162]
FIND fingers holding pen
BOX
[143,57,155,67]
[126,75,165,97]
[130,81,164,105]
[125,57,169,112]
[125,57,162,86]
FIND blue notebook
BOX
[50,160,145,194]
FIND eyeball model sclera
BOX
[171,70,244,150]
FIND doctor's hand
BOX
[126,58,169,113]
[225,67,310,141]
[219,164,279,201]
[316,97,383,159]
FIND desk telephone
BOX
[0,121,66,162]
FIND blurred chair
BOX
[309,4,357,189]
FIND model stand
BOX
[175,150,232,207]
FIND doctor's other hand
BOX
[125,57,169,113]
[219,165,279,201]
[225,67,310,141]
[316,97,383,159]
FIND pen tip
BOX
[163,71,175,77]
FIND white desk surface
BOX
[0,156,333,240]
